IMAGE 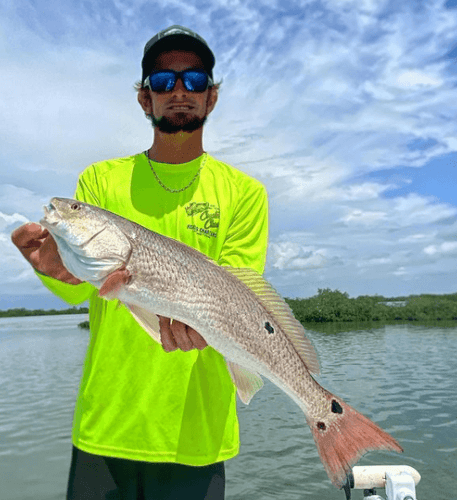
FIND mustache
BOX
[166,98,196,106]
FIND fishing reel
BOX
[341,465,420,500]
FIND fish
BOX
[40,197,403,488]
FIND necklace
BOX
[144,151,207,193]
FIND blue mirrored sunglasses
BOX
[144,69,214,92]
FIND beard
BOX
[151,112,207,134]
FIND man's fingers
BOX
[157,316,207,352]
[11,222,82,284]
[11,223,52,265]
[187,327,208,350]
[11,223,49,249]
[158,316,178,352]
[169,321,194,352]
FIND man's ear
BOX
[206,86,218,115]
[138,88,152,115]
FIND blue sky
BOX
[1,0,457,309]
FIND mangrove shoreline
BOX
[2,289,457,332]
[0,306,89,318]
[285,288,457,324]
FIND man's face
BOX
[143,50,217,134]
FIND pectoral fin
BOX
[126,303,162,344]
[225,360,264,404]
[99,267,131,299]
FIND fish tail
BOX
[307,397,403,488]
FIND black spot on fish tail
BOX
[317,422,326,431]
[331,399,343,414]
[264,321,275,334]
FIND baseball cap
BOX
[141,25,215,85]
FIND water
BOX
[0,315,89,500]
[1,316,456,500]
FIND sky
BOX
[1,0,457,309]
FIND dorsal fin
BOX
[223,267,320,375]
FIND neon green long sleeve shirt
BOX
[37,152,269,465]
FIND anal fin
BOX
[225,360,264,404]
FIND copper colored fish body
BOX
[40,197,403,488]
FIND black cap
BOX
[141,25,215,85]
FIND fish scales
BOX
[124,224,286,359]
[130,240,305,391]
[39,197,403,489]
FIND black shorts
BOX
[66,446,225,500]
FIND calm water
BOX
[0,315,456,500]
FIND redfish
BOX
[40,197,402,488]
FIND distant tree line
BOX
[0,306,89,318]
[4,289,457,325]
[286,288,457,323]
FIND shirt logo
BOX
[185,202,220,238]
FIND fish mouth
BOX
[43,202,53,215]
[41,201,60,227]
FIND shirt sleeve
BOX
[34,270,94,305]
[217,180,269,274]
[74,164,103,206]
[34,165,101,304]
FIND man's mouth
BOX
[168,104,193,111]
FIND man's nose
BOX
[172,77,187,95]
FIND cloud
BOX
[3,232,43,295]
[0,212,29,231]
[0,47,147,173]
[269,242,328,270]
[340,209,387,225]
[0,185,48,215]
[266,189,457,297]
[424,241,457,256]
[208,0,457,193]
[393,194,457,226]
[395,70,443,88]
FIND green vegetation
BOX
[0,306,89,318]
[4,289,457,331]
[286,288,457,324]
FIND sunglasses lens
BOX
[182,71,209,92]
[148,71,176,91]
[147,70,209,92]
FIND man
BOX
[12,25,268,499]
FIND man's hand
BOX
[158,316,208,352]
[11,223,82,284]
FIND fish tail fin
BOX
[307,398,403,488]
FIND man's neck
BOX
[148,129,204,164]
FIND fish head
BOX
[40,197,131,286]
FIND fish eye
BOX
[71,203,81,211]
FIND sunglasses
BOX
[144,69,214,93]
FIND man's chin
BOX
[152,114,207,134]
